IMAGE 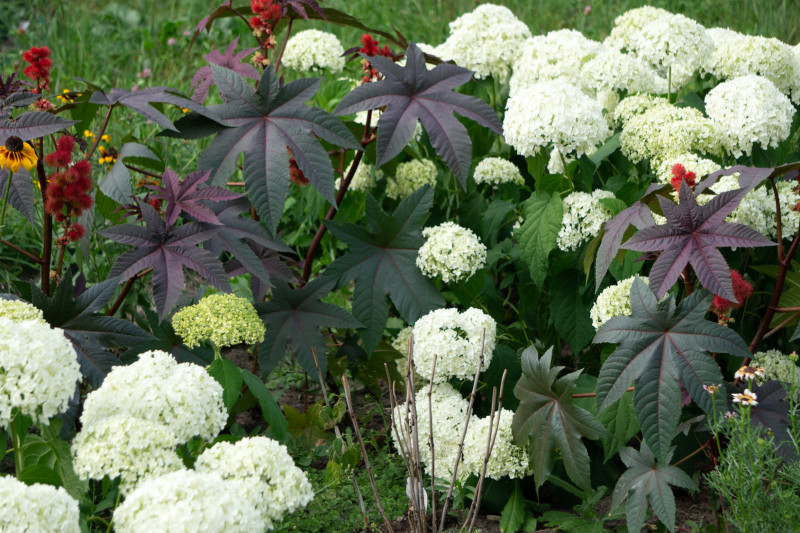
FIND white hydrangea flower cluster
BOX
[546,147,574,175]
[628,14,713,76]
[72,350,226,493]
[410,307,496,382]
[590,276,649,329]
[473,157,524,187]
[580,49,668,95]
[0,298,45,323]
[195,437,313,529]
[417,222,487,283]
[656,153,721,184]
[504,80,609,158]
[80,350,226,442]
[751,349,800,400]
[604,6,672,52]
[708,175,800,240]
[435,3,531,82]
[620,104,720,164]
[386,159,438,200]
[0,476,79,533]
[339,160,383,192]
[557,190,617,252]
[704,29,799,101]
[114,470,266,533]
[281,29,345,73]
[392,383,528,481]
[72,416,184,494]
[0,318,80,426]
[704,75,795,158]
[612,93,669,127]
[509,30,605,95]
[172,293,266,349]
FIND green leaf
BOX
[500,480,525,533]
[594,278,747,461]
[208,358,243,411]
[325,186,444,354]
[516,191,563,288]
[255,277,361,378]
[512,346,607,491]
[19,464,61,487]
[240,369,288,442]
[549,269,594,353]
[599,392,639,463]
[39,421,89,502]
[588,132,620,167]
[611,442,697,533]
[752,262,800,329]
[99,143,161,203]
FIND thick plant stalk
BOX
[437,330,487,533]
[342,374,395,533]
[311,349,369,530]
[36,139,52,296]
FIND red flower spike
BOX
[56,135,75,154]
[712,269,753,315]
[670,163,696,193]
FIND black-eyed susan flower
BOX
[83,130,94,139]
[55,89,81,104]
[732,389,758,407]
[734,365,766,381]
[97,145,117,165]
[0,136,38,173]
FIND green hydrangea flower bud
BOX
[172,294,265,355]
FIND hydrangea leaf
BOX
[29,275,153,387]
[512,345,607,491]
[255,278,362,379]
[188,65,359,231]
[207,357,243,411]
[148,168,242,226]
[98,202,229,320]
[594,277,748,462]
[121,308,215,366]
[516,191,562,288]
[610,442,697,533]
[324,186,444,355]
[334,42,502,187]
[549,269,594,354]
[622,180,775,300]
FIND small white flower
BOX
[704,75,795,158]
[590,276,649,330]
[435,4,531,82]
[504,80,610,158]
[282,29,345,73]
[0,476,80,533]
[386,159,437,200]
[734,366,766,381]
[732,389,758,407]
[557,190,616,252]
[417,222,487,283]
[473,157,524,187]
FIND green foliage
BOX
[512,345,607,491]
[516,191,562,288]
[611,443,697,533]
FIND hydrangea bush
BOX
[1,1,800,531]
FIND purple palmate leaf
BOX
[334,42,502,187]
[190,36,259,104]
[622,180,774,301]
[148,168,242,226]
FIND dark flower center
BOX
[4,136,23,153]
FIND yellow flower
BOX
[83,130,94,139]
[56,89,81,104]
[0,136,38,173]
[101,134,111,142]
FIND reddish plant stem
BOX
[125,164,162,180]
[106,267,153,316]
[227,182,245,187]
[85,105,115,162]
[36,139,52,295]
[770,178,784,261]
[1,239,42,264]
[748,216,800,355]
[673,439,711,467]
[55,243,66,278]
[301,111,374,282]
[681,264,694,296]
[273,17,293,72]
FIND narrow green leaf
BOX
[599,392,638,462]
[500,480,525,533]
[517,192,563,288]
[208,358,243,411]
[241,369,288,442]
